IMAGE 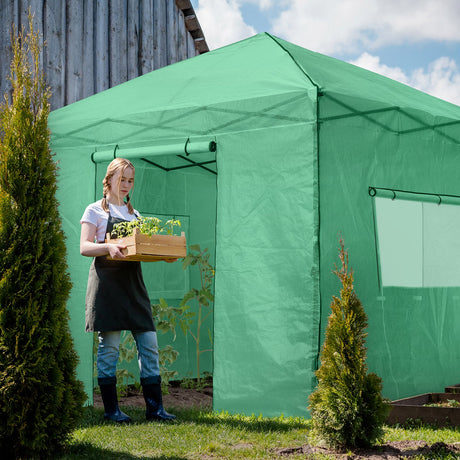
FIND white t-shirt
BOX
[80,199,140,243]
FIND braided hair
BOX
[101,158,135,214]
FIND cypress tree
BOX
[0,15,86,457]
[308,239,389,449]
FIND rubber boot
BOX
[142,380,176,421]
[99,383,131,423]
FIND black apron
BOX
[85,213,155,332]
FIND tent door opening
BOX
[92,150,217,382]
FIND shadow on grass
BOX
[60,442,187,460]
[80,406,311,433]
[58,406,309,459]
[173,407,310,432]
[99,404,311,433]
[81,405,310,433]
[52,408,189,459]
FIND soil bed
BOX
[93,381,212,411]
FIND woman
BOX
[80,158,175,423]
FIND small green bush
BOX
[0,14,85,458]
[308,238,390,449]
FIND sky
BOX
[190,0,460,106]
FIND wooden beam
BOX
[175,0,209,53]
[194,37,208,54]
[184,14,199,33]
[175,0,192,10]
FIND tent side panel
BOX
[213,117,319,417]
[319,99,460,401]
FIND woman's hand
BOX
[107,243,127,259]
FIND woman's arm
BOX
[80,222,127,259]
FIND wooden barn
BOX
[0,0,208,110]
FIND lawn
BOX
[54,405,460,459]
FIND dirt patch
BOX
[274,440,460,459]
[93,383,212,411]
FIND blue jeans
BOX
[97,330,160,386]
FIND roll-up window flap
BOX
[369,186,460,206]
[91,139,217,163]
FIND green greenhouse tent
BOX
[49,33,460,417]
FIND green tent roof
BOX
[50,33,460,150]
[271,35,460,119]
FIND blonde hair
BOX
[101,158,135,214]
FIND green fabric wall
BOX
[213,113,319,417]
[318,98,460,402]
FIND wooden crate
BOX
[106,227,186,261]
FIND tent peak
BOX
[263,33,322,91]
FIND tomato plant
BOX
[111,216,181,238]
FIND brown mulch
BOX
[93,382,213,410]
[274,440,460,459]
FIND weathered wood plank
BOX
[65,0,84,105]
[153,0,167,70]
[19,0,29,31]
[186,24,196,57]
[11,0,20,30]
[140,0,154,74]
[176,6,188,61]
[44,0,65,110]
[28,0,44,69]
[166,0,178,64]
[127,0,140,80]
[82,0,95,99]
[109,0,128,87]
[94,0,109,93]
[0,0,15,104]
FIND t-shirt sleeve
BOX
[80,203,100,226]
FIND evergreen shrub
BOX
[0,15,86,458]
[308,239,390,449]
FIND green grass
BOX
[54,406,460,459]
